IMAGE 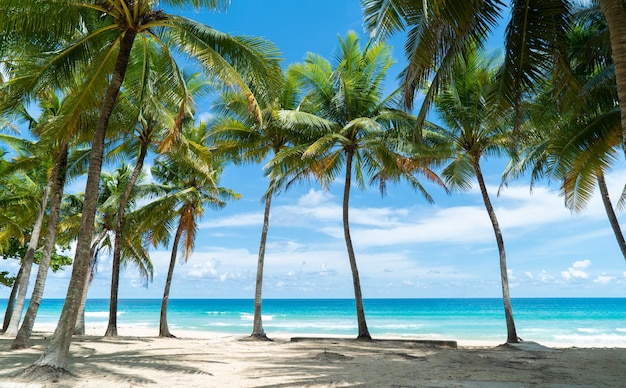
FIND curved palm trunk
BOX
[4,169,55,337]
[13,143,69,349]
[597,170,626,261]
[343,151,371,340]
[159,222,183,338]
[599,0,626,159]
[2,266,23,333]
[250,183,274,339]
[472,159,518,344]
[105,142,148,337]
[23,29,138,377]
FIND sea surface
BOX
[2,298,626,346]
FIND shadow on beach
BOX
[1,333,626,387]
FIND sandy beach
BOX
[1,325,625,387]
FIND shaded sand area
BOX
[1,330,626,387]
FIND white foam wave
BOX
[85,311,125,318]
[239,313,273,321]
[577,328,599,334]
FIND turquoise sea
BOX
[2,298,626,346]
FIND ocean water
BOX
[2,298,625,346]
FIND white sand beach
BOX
[1,325,626,387]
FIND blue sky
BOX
[2,0,626,300]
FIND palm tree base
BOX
[10,341,28,350]
[158,332,177,338]
[355,334,372,341]
[244,333,272,341]
[19,364,72,381]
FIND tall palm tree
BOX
[209,71,305,339]
[1,0,281,377]
[1,140,52,337]
[431,50,520,343]
[282,32,445,340]
[142,124,239,338]
[12,141,69,349]
[98,163,155,336]
[361,0,626,162]
[104,55,214,337]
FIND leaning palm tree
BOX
[504,7,626,261]
[431,49,520,343]
[1,139,52,338]
[141,124,239,338]
[1,0,281,377]
[281,32,445,340]
[361,0,626,161]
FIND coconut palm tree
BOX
[209,71,308,339]
[1,0,281,377]
[282,32,446,340]
[504,6,626,261]
[104,52,214,337]
[361,0,626,160]
[1,141,53,338]
[431,49,520,343]
[141,124,239,338]
[11,141,69,349]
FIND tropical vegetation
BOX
[0,0,624,382]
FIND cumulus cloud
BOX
[562,260,591,280]
[594,274,614,285]
[186,260,218,279]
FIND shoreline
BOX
[30,322,626,349]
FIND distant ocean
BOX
[2,298,626,346]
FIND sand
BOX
[1,326,626,387]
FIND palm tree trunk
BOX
[13,143,69,349]
[597,170,626,261]
[343,151,371,341]
[159,222,183,338]
[2,266,23,333]
[75,230,107,335]
[105,142,148,337]
[77,230,109,334]
[23,28,138,377]
[250,183,274,339]
[4,168,55,337]
[599,0,626,159]
[473,159,518,344]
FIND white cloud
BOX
[198,212,263,228]
[594,274,614,284]
[562,260,591,280]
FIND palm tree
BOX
[431,49,520,343]
[282,32,445,340]
[504,6,626,261]
[142,124,239,338]
[209,71,304,339]
[12,141,69,349]
[361,0,626,163]
[1,141,52,337]
[98,163,155,336]
[1,0,281,377]
[104,54,214,337]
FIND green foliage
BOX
[1,236,72,274]
[0,270,15,287]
